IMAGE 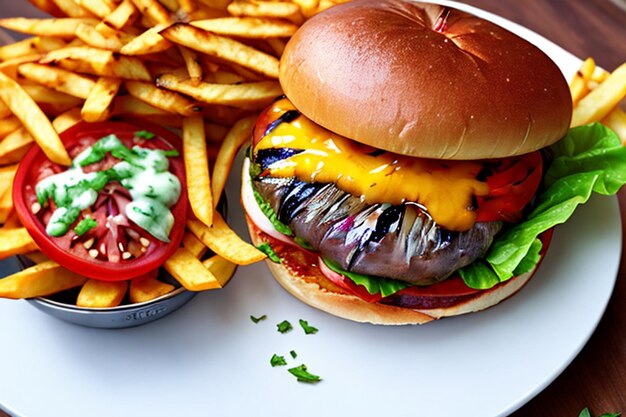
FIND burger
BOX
[240,0,624,324]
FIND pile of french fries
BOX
[570,57,626,142]
[0,0,347,308]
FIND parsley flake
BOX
[299,319,318,334]
[270,354,287,367]
[290,350,297,359]
[74,217,97,236]
[277,320,293,333]
[250,314,267,324]
[288,364,321,383]
[579,407,622,417]
[135,130,155,139]
[256,243,281,263]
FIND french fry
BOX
[0,261,87,299]
[0,55,43,79]
[129,275,175,303]
[77,278,128,307]
[191,17,298,39]
[0,73,70,165]
[104,0,140,30]
[112,95,184,127]
[41,46,152,81]
[76,0,116,19]
[227,0,304,24]
[28,0,65,17]
[75,22,125,52]
[51,0,96,18]
[120,25,172,56]
[18,63,96,100]
[22,84,84,110]
[603,107,626,145]
[291,0,320,18]
[212,115,255,205]
[156,73,282,109]
[0,164,17,195]
[571,63,626,127]
[0,128,35,164]
[129,0,173,25]
[0,36,65,61]
[267,38,286,57]
[182,231,208,258]
[197,0,231,10]
[21,250,50,264]
[125,80,199,116]
[0,184,14,224]
[164,247,222,291]
[183,115,213,226]
[81,77,122,122]
[187,212,267,265]
[179,0,199,13]
[1,209,22,230]
[202,254,237,287]
[570,58,595,106]
[0,116,21,140]
[160,23,280,78]
[53,107,83,133]
[0,18,100,39]
[178,45,203,84]
[0,228,39,260]
[159,0,179,12]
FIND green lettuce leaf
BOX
[461,123,626,289]
[322,258,409,297]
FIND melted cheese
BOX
[254,99,490,231]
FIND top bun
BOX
[279,0,572,160]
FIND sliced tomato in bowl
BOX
[12,121,188,281]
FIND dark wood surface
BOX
[461,2,626,416]
[0,1,625,416]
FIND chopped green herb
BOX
[135,130,155,139]
[270,354,287,367]
[277,320,292,333]
[250,314,267,323]
[256,243,281,263]
[288,364,321,383]
[579,407,621,417]
[298,319,318,334]
[73,217,97,236]
[290,350,297,359]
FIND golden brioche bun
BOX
[279,0,572,160]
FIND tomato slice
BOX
[12,121,188,281]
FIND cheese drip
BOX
[254,99,490,232]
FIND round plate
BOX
[0,2,620,417]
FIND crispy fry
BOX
[75,22,125,52]
[0,36,65,61]
[156,73,282,109]
[76,0,116,19]
[21,250,50,264]
[227,0,303,24]
[571,63,626,127]
[570,57,596,106]
[197,0,231,10]
[81,77,122,122]
[187,212,266,265]
[212,116,255,205]
[0,184,14,224]
[129,274,175,303]
[178,45,203,83]
[0,164,17,194]
[0,72,70,165]
[112,95,183,127]
[0,18,99,38]
[183,115,213,226]
[0,116,21,140]
[53,107,83,133]
[129,0,172,25]
[0,55,43,79]
[267,38,286,57]
[179,0,199,13]
[125,80,199,116]
[603,107,626,145]
[42,46,152,81]
[183,231,208,258]
[120,25,172,56]
[191,17,298,39]
[160,23,280,78]
[28,0,65,17]
[22,84,84,110]
[0,128,34,163]
[77,278,128,307]
[202,254,237,287]
[0,261,87,299]
[164,247,222,291]
[0,228,39,260]
[51,0,96,18]
[104,0,140,30]
[18,63,96,100]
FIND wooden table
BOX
[462,2,626,416]
[0,1,624,416]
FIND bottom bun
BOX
[246,216,547,326]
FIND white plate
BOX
[0,3,620,417]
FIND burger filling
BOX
[249,98,542,286]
